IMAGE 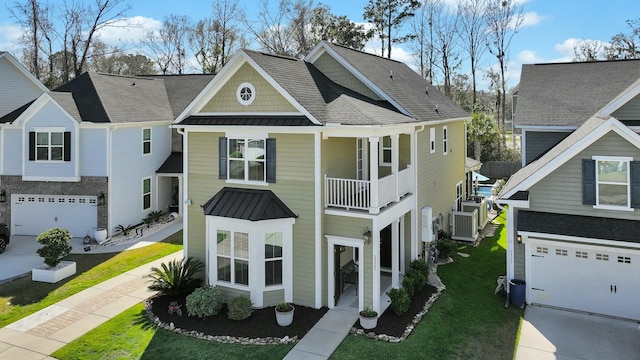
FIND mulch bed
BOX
[149,284,438,341]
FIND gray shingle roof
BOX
[147,74,215,117]
[516,60,640,127]
[202,187,297,221]
[156,152,182,174]
[0,100,34,123]
[55,72,174,123]
[322,43,468,121]
[518,210,640,243]
[498,115,607,198]
[48,92,81,122]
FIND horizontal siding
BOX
[612,94,640,120]
[79,128,107,176]
[2,128,22,175]
[529,131,640,220]
[525,131,570,165]
[0,57,43,118]
[263,289,285,307]
[186,131,318,308]
[312,53,381,100]
[416,121,466,235]
[200,63,297,113]
[322,137,355,179]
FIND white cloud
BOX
[0,22,24,54]
[516,50,545,64]
[521,11,544,28]
[95,16,162,49]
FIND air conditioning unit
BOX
[422,207,433,242]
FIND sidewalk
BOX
[0,250,183,359]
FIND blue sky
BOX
[1,0,639,88]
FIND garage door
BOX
[12,194,98,237]
[528,238,640,320]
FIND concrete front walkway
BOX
[283,309,358,360]
[516,305,640,360]
[0,250,183,359]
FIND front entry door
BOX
[381,225,392,269]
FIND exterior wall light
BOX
[0,189,5,203]
[516,234,522,244]
[363,227,372,244]
[98,191,105,206]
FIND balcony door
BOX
[356,138,368,181]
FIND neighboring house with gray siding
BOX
[0,69,211,240]
[0,52,47,118]
[174,42,470,315]
[499,61,640,320]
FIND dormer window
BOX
[236,82,255,106]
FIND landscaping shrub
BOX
[186,286,224,318]
[405,268,426,295]
[401,275,416,297]
[227,295,253,320]
[437,238,458,259]
[36,228,72,268]
[410,259,429,279]
[147,257,204,297]
[387,287,411,316]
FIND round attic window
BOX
[236,82,255,106]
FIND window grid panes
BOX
[142,178,151,210]
[143,128,151,154]
[381,136,392,165]
[228,138,265,182]
[442,126,448,155]
[265,232,283,286]
[596,159,629,207]
[217,230,249,286]
[36,132,64,161]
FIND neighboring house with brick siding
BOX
[0,67,212,238]
[499,60,640,320]
[173,42,470,314]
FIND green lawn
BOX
[0,230,183,328]
[52,213,522,360]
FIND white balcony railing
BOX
[325,166,413,213]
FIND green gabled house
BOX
[173,41,469,314]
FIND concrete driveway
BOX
[0,236,44,283]
[516,305,640,360]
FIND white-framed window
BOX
[429,128,435,154]
[36,131,64,161]
[142,177,151,210]
[142,128,151,155]
[593,156,631,210]
[236,82,255,106]
[455,181,463,211]
[228,138,266,182]
[217,230,249,286]
[379,136,392,166]
[442,126,448,155]
[265,232,283,286]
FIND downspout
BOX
[414,125,426,261]
[107,126,118,238]
[314,130,322,308]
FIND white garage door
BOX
[12,194,98,237]
[528,238,640,320]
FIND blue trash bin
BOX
[509,279,526,307]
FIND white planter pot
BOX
[94,228,108,244]
[275,306,295,326]
[359,315,378,330]
[32,261,76,283]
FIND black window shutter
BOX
[28,132,35,161]
[582,159,596,205]
[219,137,227,179]
[63,132,71,161]
[266,138,276,183]
[630,161,640,207]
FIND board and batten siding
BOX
[527,131,640,220]
[109,124,171,234]
[79,128,107,176]
[22,101,77,179]
[186,131,318,308]
[416,121,466,234]
[0,56,44,118]
[311,52,381,101]
[200,63,298,113]
[612,93,640,121]
[524,131,570,165]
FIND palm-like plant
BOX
[147,257,204,297]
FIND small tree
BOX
[36,228,72,268]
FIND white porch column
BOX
[391,219,400,287]
[372,229,381,313]
[369,137,380,214]
[391,133,400,202]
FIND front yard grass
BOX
[0,230,183,328]
[52,212,521,360]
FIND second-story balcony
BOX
[325,166,414,214]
